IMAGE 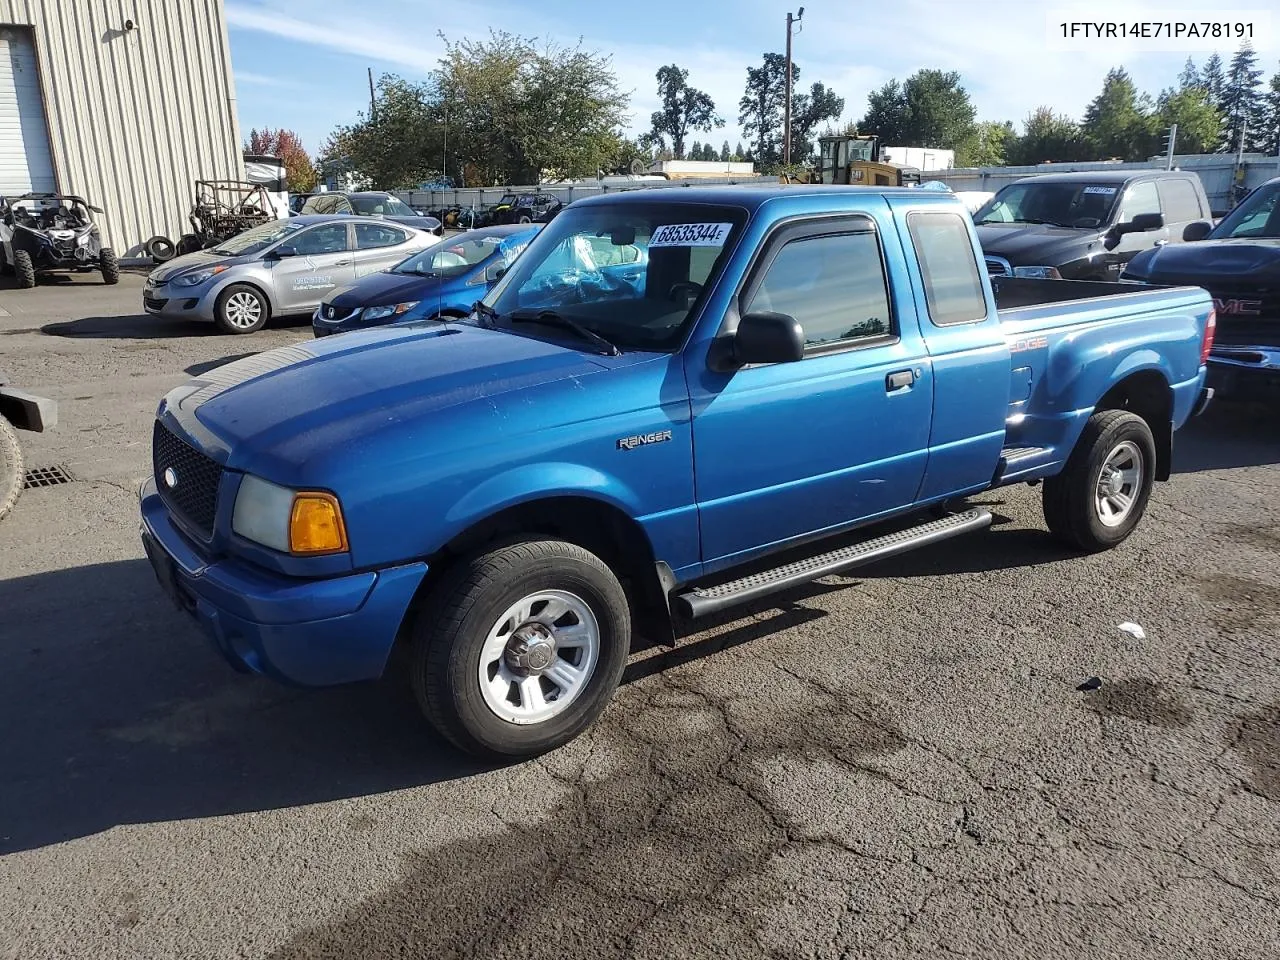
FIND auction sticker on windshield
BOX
[1082,186,1118,195]
[650,223,733,247]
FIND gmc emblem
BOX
[1213,297,1263,316]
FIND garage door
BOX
[0,27,56,194]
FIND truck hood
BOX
[324,270,451,309]
[975,223,1101,265]
[1126,238,1280,283]
[166,323,614,471]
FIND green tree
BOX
[324,75,443,188]
[1081,67,1151,160]
[1200,53,1227,122]
[1007,107,1085,164]
[1154,86,1223,155]
[689,140,702,161]
[720,141,732,162]
[788,81,844,163]
[857,70,976,150]
[733,140,746,161]
[1221,44,1267,152]
[648,64,722,160]
[1263,68,1280,156]
[1177,56,1201,91]
[739,53,791,165]
[956,120,1015,166]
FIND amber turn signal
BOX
[288,493,348,554]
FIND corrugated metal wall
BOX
[0,0,242,256]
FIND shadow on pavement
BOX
[185,353,258,376]
[0,559,489,855]
[1175,401,1280,473]
[42,314,212,339]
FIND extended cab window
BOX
[907,212,987,325]
[745,231,892,347]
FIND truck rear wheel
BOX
[1042,409,1156,552]
[0,415,24,522]
[409,538,631,758]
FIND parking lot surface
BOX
[2,274,1278,959]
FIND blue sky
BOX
[227,0,1280,158]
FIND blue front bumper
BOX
[140,480,427,686]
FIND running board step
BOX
[1000,445,1049,463]
[674,508,992,619]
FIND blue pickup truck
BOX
[139,187,1215,758]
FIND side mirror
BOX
[267,245,298,259]
[1182,220,1212,242]
[1131,212,1164,232]
[484,263,508,283]
[734,311,805,365]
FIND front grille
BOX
[144,296,168,311]
[153,421,223,537]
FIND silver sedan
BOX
[142,215,441,334]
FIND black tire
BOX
[214,283,269,334]
[99,247,120,285]
[409,538,631,758]
[517,215,532,224]
[0,246,11,276]
[176,234,201,256]
[12,249,36,288]
[145,236,176,263]
[1042,410,1156,552]
[0,415,23,523]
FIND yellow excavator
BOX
[811,134,922,187]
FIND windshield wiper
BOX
[472,300,501,328]
[509,309,621,356]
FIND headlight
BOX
[362,301,419,320]
[174,265,228,287]
[232,475,348,555]
[1011,265,1062,280]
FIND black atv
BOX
[0,193,119,288]
[0,371,57,522]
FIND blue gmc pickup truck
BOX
[140,187,1215,758]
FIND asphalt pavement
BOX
[1,272,1278,959]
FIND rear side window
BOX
[355,222,407,249]
[294,223,349,254]
[1156,178,1204,222]
[745,230,893,348]
[906,212,987,326]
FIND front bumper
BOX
[1207,346,1280,403]
[142,283,220,322]
[140,479,427,686]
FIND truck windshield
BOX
[1209,182,1280,239]
[481,202,748,351]
[975,182,1121,228]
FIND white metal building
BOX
[0,0,242,257]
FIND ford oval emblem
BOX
[163,467,179,489]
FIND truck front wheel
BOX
[1042,410,1156,552]
[409,538,631,758]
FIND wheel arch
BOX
[408,494,675,648]
[215,278,276,318]
[1094,368,1173,480]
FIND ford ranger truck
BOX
[139,187,1215,759]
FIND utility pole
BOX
[442,105,449,184]
[368,67,377,122]
[783,7,804,167]
[1164,123,1177,170]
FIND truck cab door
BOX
[268,222,355,314]
[1111,181,1169,262]
[888,201,1011,501]
[688,207,935,572]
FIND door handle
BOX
[886,370,915,391]
[334,259,352,266]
